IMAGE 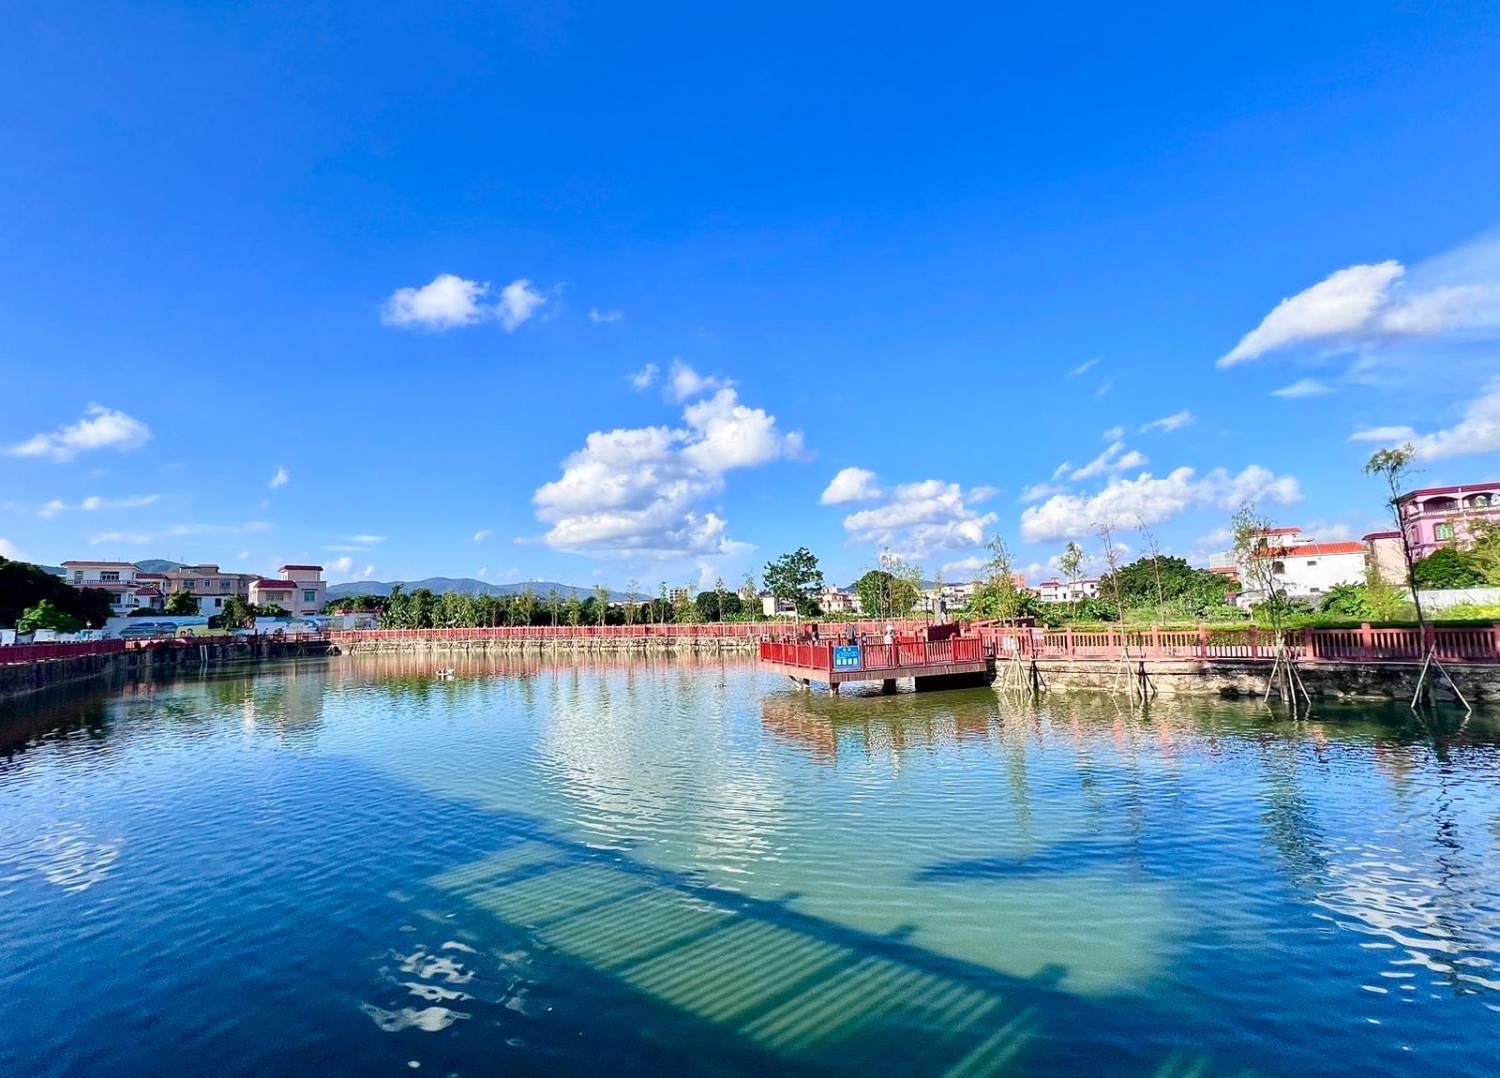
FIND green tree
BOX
[623,579,640,625]
[764,547,824,616]
[1412,547,1486,589]
[593,584,610,625]
[516,585,538,627]
[1058,540,1086,619]
[219,596,255,630]
[0,557,114,628]
[1468,520,1500,585]
[165,591,200,616]
[17,599,82,634]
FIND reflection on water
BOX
[2,655,1500,1074]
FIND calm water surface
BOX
[2,655,1499,1075]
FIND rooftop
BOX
[279,564,323,571]
[1396,482,1500,502]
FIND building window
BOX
[303,590,317,603]
[185,580,195,590]
[1435,523,1455,541]
[101,571,119,582]
[221,580,232,590]
[73,571,83,583]
[1305,559,1317,566]
[1271,561,1285,574]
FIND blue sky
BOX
[4,2,1500,590]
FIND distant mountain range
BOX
[326,578,631,601]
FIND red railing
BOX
[331,619,931,645]
[757,634,990,673]
[0,633,330,666]
[980,623,1500,664]
[0,639,125,664]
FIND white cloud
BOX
[666,359,723,402]
[269,466,289,489]
[381,273,547,331]
[1101,425,1125,441]
[820,467,883,505]
[1051,461,1072,480]
[840,479,997,561]
[1218,252,1500,367]
[589,308,623,324]
[38,493,159,518]
[1271,378,1334,399]
[1069,441,1148,481]
[167,521,271,537]
[1020,482,1067,503]
[940,555,986,577]
[382,273,489,330]
[473,528,494,543]
[327,533,385,552]
[89,531,153,545]
[7,404,151,462]
[532,385,802,558]
[1068,359,1099,377]
[1020,465,1301,542]
[1140,410,1194,434]
[1094,379,1114,398]
[1347,377,1500,460]
[360,565,376,580]
[497,279,546,331]
[628,363,659,390]
[329,556,356,576]
[0,537,19,559]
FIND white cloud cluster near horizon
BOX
[532,364,804,559]
[1019,464,1302,542]
[1218,242,1500,367]
[7,405,151,462]
[1348,376,1500,460]
[88,520,272,547]
[831,473,998,561]
[37,493,159,519]
[0,537,18,559]
[381,273,546,332]
[328,556,378,580]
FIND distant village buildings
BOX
[1034,578,1100,604]
[57,560,326,618]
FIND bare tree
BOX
[1136,517,1167,624]
[1363,444,1426,633]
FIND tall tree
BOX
[1364,444,1427,635]
[764,547,824,616]
[593,584,610,625]
[165,591,200,616]
[1058,539,1086,620]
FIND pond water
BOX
[2,655,1499,1075]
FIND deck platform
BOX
[758,638,993,692]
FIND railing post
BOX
[1250,625,1258,660]
[1197,623,1207,661]
[1150,625,1160,658]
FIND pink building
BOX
[1394,482,1500,559]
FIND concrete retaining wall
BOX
[1028,657,1500,704]
[0,639,335,704]
[336,636,760,656]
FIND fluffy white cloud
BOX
[628,363,659,390]
[37,493,159,518]
[840,480,998,560]
[1271,378,1334,398]
[1020,465,1301,542]
[0,537,19,559]
[269,466,289,489]
[533,385,802,558]
[497,279,546,331]
[1069,441,1149,481]
[940,555,986,576]
[589,308,623,323]
[1347,377,1500,460]
[1140,410,1194,434]
[7,405,151,462]
[473,528,494,543]
[1218,254,1499,367]
[666,359,723,402]
[820,467,883,505]
[329,556,356,576]
[381,273,489,329]
[381,274,547,331]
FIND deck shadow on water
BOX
[421,805,1225,1076]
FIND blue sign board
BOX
[833,645,861,670]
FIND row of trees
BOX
[0,556,114,633]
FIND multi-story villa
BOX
[58,560,164,615]
[820,586,862,615]
[272,564,326,615]
[1393,482,1500,559]
[1211,527,1367,607]
[162,564,255,616]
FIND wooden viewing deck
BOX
[758,637,993,693]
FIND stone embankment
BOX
[1018,657,1500,704]
[0,637,334,703]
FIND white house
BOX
[760,593,798,617]
[1215,528,1368,607]
[273,564,327,615]
[59,560,152,615]
[1034,578,1100,603]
